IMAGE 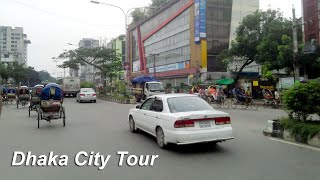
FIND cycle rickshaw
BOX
[37,83,66,128]
[17,86,30,109]
[28,84,44,117]
[6,86,17,104]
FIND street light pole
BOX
[292,7,300,81]
[90,0,158,83]
[149,53,159,79]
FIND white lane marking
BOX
[269,138,320,152]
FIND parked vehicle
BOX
[131,76,165,102]
[76,88,97,103]
[128,94,234,149]
[57,77,80,97]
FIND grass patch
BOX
[280,117,320,142]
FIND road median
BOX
[97,95,136,104]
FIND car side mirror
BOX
[135,104,141,109]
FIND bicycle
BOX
[203,95,229,109]
[231,97,259,111]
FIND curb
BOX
[263,120,320,148]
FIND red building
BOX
[303,0,320,42]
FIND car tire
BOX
[129,116,137,133]
[156,127,167,149]
[93,100,96,103]
[79,100,82,103]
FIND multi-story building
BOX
[127,0,259,85]
[78,38,99,82]
[302,0,320,45]
[0,26,31,65]
[107,35,126,80]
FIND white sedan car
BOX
[128,94,234,148]
[76,88,97,103]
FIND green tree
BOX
[219,9,292,72]
[38,70,56,82]
[150,0,169,7]
[131,8,148,23]
[277,34,320,78]
[7,62,27,84]
[22,66,41,86]
[130,0,169,24]
[56,47,122,87]
[0,62,10,83]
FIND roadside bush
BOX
[81,82,95,88]
[282,80,320,121]
[280,117,320,142]
[116,81,126,95]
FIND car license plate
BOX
[199,121,211,128]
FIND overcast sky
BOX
[0,0,301,77]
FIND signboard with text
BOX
[194,0,206,43]
[148,61,190,73]
[132,61,140,72]
[280,77,295,89]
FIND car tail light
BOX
[80,94,85,97]
[92,94,96,96]
[215,117,231,125]
[174,120,195,128]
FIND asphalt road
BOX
[0,98,319,180]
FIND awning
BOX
[131,76,157,83]
[214,78,234,85]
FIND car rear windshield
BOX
[81,89,94,92]
[148,83,164,91]
[167,96,213,113]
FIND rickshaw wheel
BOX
[28,106,31,117]
[37,113,40,128]
[240,102,247,109]
[62,108,66,127]
[16,100,19,109]
[231,98,237,109]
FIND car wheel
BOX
[156,127,167,149]
[129,116,137,133]
[93,100,96,103]
[79,100,82,103]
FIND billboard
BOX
[149,61,190,73]
[194,0,206,43]
[280,77,295,89]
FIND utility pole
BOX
[292,7,300,81]
[149,53,159,78]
